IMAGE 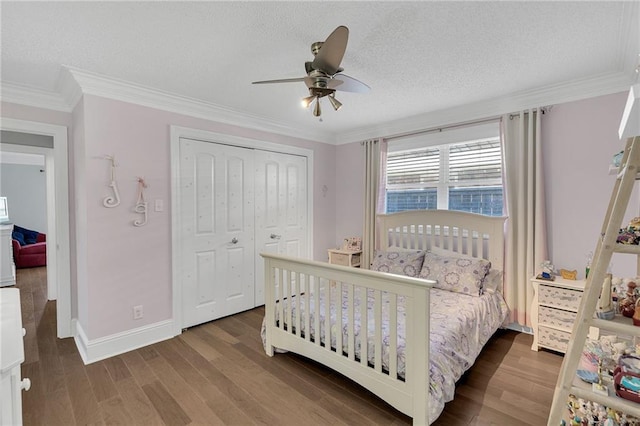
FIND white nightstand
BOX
[530,275,586,354]
[327,249,362,268]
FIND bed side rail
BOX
[261,253,433,424]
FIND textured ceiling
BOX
[1,1,639,142]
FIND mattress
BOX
[262,285,509,423]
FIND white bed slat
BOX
[347,283,355,360]
[304,274,311,342]
[277,268,284,331]
[389,293,398,379]
[294,271,301,337]
[324,279,331,352]
[314,277,321,347]
[336,281,343,357]
[360,286,368,367]
[374,289,382,372]
[287,271,293,333]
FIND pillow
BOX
[371,249,426,278]
[419,251,491,296]
[12,231,25,246]
[483,269,503,294]
[13,225,39,245]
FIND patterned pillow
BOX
[371,250,426,278]
[419,252,491,296]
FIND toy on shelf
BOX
[620,281,638,319]
[341,236,361,251]
[561,269,578,280]
[617,217,640,245]
[596,274,615,320]
[536,260,555,280]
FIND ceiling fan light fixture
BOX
[328,93,342,111]
[301,95,315,108]
[313,97,322,117]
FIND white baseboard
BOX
[73,319,175,364]
[504,322,533,334]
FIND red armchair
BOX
[12,233,46,268]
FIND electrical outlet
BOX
[133,305,143,320]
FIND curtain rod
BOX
[508,106,553,120]
[384,116,501,142]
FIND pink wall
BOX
[79,95,336,339]
[334,141,365,251]
[542,91,637,278]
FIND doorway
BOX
[0,118,71,338]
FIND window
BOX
[385,137,503,216]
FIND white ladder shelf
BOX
[548,135,640,424]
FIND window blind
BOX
[386,147,439,186]
[449,139,501,182]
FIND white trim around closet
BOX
[169,125,314,336]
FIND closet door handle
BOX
[270,234,281,240]
[231,238,238,244]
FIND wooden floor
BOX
[16,266,563,425]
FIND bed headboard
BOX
[377,210,507,272]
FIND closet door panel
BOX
[254,151,308,306]
[180,138,255,328]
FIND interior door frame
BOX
[0,117,72,338]
[169,125,314,336]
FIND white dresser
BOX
[530,276,586,353]
[0,224,15,287]
[1,288,30,425]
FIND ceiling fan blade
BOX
[252,77,305,85]
[311,26,348,75]
[328,74,370,93]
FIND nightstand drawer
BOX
[328,249,361,268]
[539,284,582,311]
[332,252,357,266]
[538,325,571,352]
[539,306,576,330]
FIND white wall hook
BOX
[103,155,121,208]
[133,177,148,227]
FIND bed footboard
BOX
[262,253,433,425]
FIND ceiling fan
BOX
[252,26,370,118]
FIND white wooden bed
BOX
[261,210,508,425]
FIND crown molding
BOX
[336,70,633,145]
[3,63,636,147]
[60,66,336,144]
[1,81,71,112]
[57,67,83,110]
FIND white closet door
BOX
[180,138,255,328]
[254,150,308,306]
